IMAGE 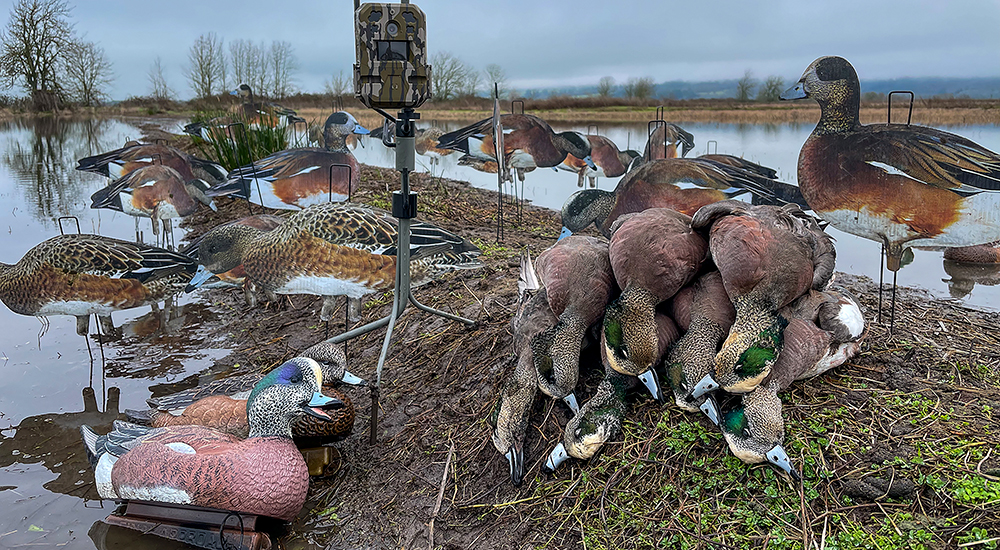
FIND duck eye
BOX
[290,373,302,383]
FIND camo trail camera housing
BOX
[354,3,431,110]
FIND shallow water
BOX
[353,118,1000,311]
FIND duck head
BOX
[719,383,798,480]
[488,378,534,486]
[560,189,615,235]
[693,314,788,398]
[602,289,663,401]
[542,370,628,473]
[323,111,370,151]
[301,342,366,386]
[231,83,253,99]
[557,132,596,169]
[780,56,860,133]
[246,357,345,438]
[529,318,585,414]
[186,224,263,291]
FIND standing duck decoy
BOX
[205,112,370,210]
[490,252,557,486]
[779,56,1000,272]
[710,288,865,478]
[689,201,836,398]
[558,134,640,188]
[0,234,196,336]
[185,202,482,323]
[80,357,343,521]
[76,141,228,184]
[125,342,364,443]
[530,235,618,414]
[643,123,695,161]
[90,165,217,249]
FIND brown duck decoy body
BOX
[437,113,594,171]
[559,134,640,187]
[780,56,1000,271]
[76,141,227,184]
[182,214,285,301]
[944,241,1000,263]
[643,123,695,161]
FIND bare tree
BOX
[62,39,112,106]
[268,40,297,98]
[756,75,784,102]
[461,66,482,97]
[623,77,655,100]
[0,0,74,109]
[736,69,757,102]
[324,69,349,97]
[597,76,615,97]
[484,63,507,98]
[244,41,270,97]
[430,51,468,101]
[229,39,251,91]
[148,56,174,100]
[186,32,226,99]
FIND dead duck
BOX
[558,134,640,187]
[489,252,557,486]
[530,235,618,414]
[780,56,1000,272]
[690,201,835,398]
[603,208,706,398]
[80,357,343,521]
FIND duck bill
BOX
[690,374,720,399]
[766,445,800,481]
[353,125,371,135]
[340,369,367,386]
[542,442,569,473]
[582,155,596,170]
[505,444,526,486]
[699,396,720,426]
[780,83,807,101]
[185,265,216,292]
[637,369,663,402]
[558,226,573,241]
[303,391,345,420]
[562,393,580,415]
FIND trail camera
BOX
[354,3,431,110]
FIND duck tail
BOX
[89,184,124,211]
[76,144,136,176]
[518,250,540,298]
[79,425,104,468]
[187,156,228,183]
[123,408,155,425]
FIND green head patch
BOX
[722,405,748,437]
[604,317,624,350]
[734,316,787,378]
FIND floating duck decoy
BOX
[530,235,618,414]
[490,252,557,486]
[0,234,196,336]
[603,208,706,398]
[558,134,640,187]
[185,202,482,323]
[90,165,217,249]
[643,122,695,161]
[76,141,227,184]
[690,201,836,398]
[944,240,1000,263]
[204,112,370,210]
[125,342,363,443]
[80,357,343,521]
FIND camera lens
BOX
[386,22,399,36]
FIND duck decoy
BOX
[944,240,1000,263]
[185,202,482,323]
[710,288,865,478]
[643,122,695,161]
[80,357,343,521]
[530,235,618,414]
[0,234,196,336]
[558,134,640,187]
[490,252,557,486]
[125,342,363,443]
[602,208,706,398]
[90,165,217,249]
[205,112,370,210]
[76,141,228,184]
[414,127,457,166]
[182,84,306,140]
[665,270,736,423]
[690,201,835,397]
[780,56,1000,325]
[560,156,803,239]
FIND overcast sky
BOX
[61,0,1000,100]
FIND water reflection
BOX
[943,260,1000,299]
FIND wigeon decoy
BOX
[80,357,343,521]
[126,342,363,443]
[603,208,701,398]
[689,201,836,398]
[558,134,640,187]
[182,214,285,303]
[230,83,305,125]
[185,202,482,323]
[708,288,865,478]
[944,240,1000,263]
[0,234,196,335]
[643,123,694,161]
[780,56,1000,271]
[489,252,556,486]
[90,164,216,249]
[530,235,618,414]
[560,156,806,239]
[415,127,455,166]
[76,141,227,184]
[205,112,370,210]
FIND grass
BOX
[191,109,291,171]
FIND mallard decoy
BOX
[125,342,364,442]
[603,208,706,398]
[205,112,369,210]
[558,134,640,187]
[489,252,557,486]
[780,56,1000,272]
[530,235,618,414]
[0,234,196,335]
[80,357,343,521]
[689,201,835,398]
[185,202,482,323]
[90,165,216,249]
[76,141,227,184]
[643,123,695,161]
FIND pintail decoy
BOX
[558,134,640,187]
[76,141,227,184]
[126,342,363,443]
[185,202,482,323]
[205,112,369,210]
[780,56,1000,272]
[603,208,706,398]
[0,234,196,336]
[80,357,343,521]
[690,201,835,397]
[490,252,557,486]
[530,235,618,414]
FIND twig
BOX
[428,441,455,550]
